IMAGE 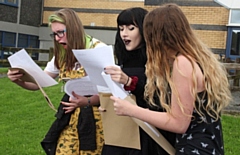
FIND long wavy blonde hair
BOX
[48,8,86,71]
[143,3,231,120]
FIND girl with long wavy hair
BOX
[110,3,231,155]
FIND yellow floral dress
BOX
[55,37,104,155]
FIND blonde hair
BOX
[143,3,231,121]
[48,8,86,71]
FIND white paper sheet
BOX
[72,45,115,87]
[64,76,98,98]
[96,85,111,93]
[8,49,58,87]
[101,72,128,99]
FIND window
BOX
[0,0,18,6]
[3,32,16,46]
[29,36,40,48]
[0,32,2,46]
[230,30,240,56]
[18,34,39,48]
[229,10,240,26]
[0,31,16,46]
[18,34,28,48]
[18,34,39,60]
[0,31,16,59]
[226,9,240,60]
[226,27,240,60]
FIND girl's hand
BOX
[7,69,23,83]
[110,96,136,116]
[104,66,128,85]
[62,91,88,113]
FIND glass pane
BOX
[230,29,240,56]
[0,31,2,45]
[4,32,16,46]
[6,0,17,4]
[230,10,240,24]
[18,34,28,48]
[29,35,39,48]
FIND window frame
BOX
[1,31,16,47]
[0,0,18,7]
[228,9,240,26]
[17,33,39,48]
[0,31,16,59]
[226,27,240,60]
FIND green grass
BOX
[0,67,8,73]
[222,114,240,154]
[0,67,45,73]
[0,76,63,155]
[0,68,240,154]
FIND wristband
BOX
[86,97,91,107]
[125,76,130,85]
[124,76,138,91]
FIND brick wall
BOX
[42,0,229,53]
[44,0,144,9]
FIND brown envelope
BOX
[99,93,140,149]
[125,95,176,155]
[10,67,36,84]
[9,67,57,112]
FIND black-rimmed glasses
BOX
[50,29,66,39]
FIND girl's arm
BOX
[111,56,202,134]
[7,69,58,90]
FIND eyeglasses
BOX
[50,29,66,39]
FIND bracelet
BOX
[125,76,130,85]
[86,97,91,107]
[124,76,138,91]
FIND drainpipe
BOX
[16,0,21,47]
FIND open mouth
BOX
[60,42,67,45]
[123,39,131,45]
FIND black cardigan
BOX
[41,94,97,155]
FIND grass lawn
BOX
[0,68,240,154]
[0,67,8,73]
[0,76,63,155]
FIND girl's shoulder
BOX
[174,55,193,70]
[91,38,106,48]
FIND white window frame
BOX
[228,9,240,26]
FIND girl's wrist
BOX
[125,77,132,86]
[86,95,100,106]
[86,96,91,107]
[125,76,130,85]
[124,76,138,91]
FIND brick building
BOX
[0,0,240,60]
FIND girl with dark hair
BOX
[103,7,175,155]
[110,4,231,155]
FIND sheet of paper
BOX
[64,76,98,98]
[96,85,111,93]
[8,49,57,87]
[72,45,115,87]
[101,72,128,99]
